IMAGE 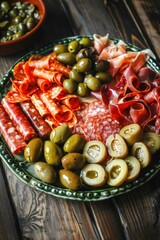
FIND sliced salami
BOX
[1,98,37,142]
[31,93,50,117]
[0,104,26,154]
[20,101,52,138]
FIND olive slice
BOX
[124,156,141,181]
[80,163,108,187]
[106,134,128,158]
[142,132,160,154]
[83,140,107,163]
[131,142,151,168]
[119,123,143,146]
[105,159,128,186]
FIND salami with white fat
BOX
[0,104,27,154]
[1,97,37,142]
[20,101,52,138]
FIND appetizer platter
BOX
[0,34,160,201]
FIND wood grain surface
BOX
[0,1,160,240]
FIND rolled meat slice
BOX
[20,101,51,138]
[1,97,37,142]
[31,93,50,117]
[0,104,27,154]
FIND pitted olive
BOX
[44,141,62,166]
[50,124,72,144]
[59,169,82,190]
[34,162,57,184]
[24,138,43,163]
[68,40,80,53]
[63,134,86,153]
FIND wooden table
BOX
[0,1,160,239]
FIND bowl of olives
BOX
[0,0,46,55]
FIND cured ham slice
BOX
[0,104,26,154]
[93,34,109,54]
[1,98,37,142]
[20,101,52,138]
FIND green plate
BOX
[0,35,160,201]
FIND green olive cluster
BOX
[0,1,40,42]
[53,38,112,97]
[23,123,160,190]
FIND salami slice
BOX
[0,104,26,154]
[1,98,37,142]
[20,101,52,138]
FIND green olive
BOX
[13,15,23,24]
[57,52,76,65]
[81,163,107,187]
[53,44,68,54]
[86,76,102,91]
[106,134,128,158]
[131,142,151,168]
[68,40,80,53]
[24,138,43,163]
[61,153,86,170]
[119,124,143,146]
[76,48,89,62]
[34,162,57,184]
[12,31,23,40]
[83,74,93,83]
[26,17,37,30]
[18,23,27,33]
[44,141,63,166]
[79,37,93,48]
[63,79,77,93]
[124,156,141,181]
[69,69,84,83]
[76,58,92,73]
[9,8,18,18]
[50,123,72,144]
[142,132,160,154]
[77,83,89,97]
[94,60,110,72]
[0,1,10,12]
[63,134,86,153]
[95,72,112,83]
[59,169,82,190]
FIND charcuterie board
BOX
[0,35,160,201]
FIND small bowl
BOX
[0,0,46,56]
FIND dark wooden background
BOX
[0,1,160,239]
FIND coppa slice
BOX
[0,104,26,154]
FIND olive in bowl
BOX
[0,0,46,55]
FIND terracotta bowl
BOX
[0,0,46,56]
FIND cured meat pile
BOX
[0,34,159,155]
